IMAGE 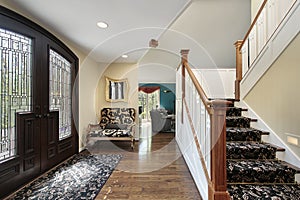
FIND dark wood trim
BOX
[0,6,79,198]
[0,6,77,60]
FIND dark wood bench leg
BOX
[131,138,135,150]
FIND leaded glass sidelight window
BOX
[49,49,72,140]
[0,28,33,161]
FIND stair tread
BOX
[226,116,251,128]
[226,127,264,142]
[226,116,257,121]
[227,160,297,183]
[227,107,247,109]
[261,131,270,135]
[226,107,243,117]
[281,160,300,173]
[228,184,300,200]
[227,141,284,151]
[268,143,285,152]
[209,98,239,102]
[227,141,277,159]
[226,127,263,133]
[226,116,251,119]
[227,159,297,170]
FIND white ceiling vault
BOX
[141,0,251,69]
[1,0,191,63]
[1,0,251,67]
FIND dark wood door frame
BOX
[0,6,79,198]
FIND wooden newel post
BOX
[234,40,243,100]
[209,101,230,200]
[180,49,189,63]
[180,49,189,124]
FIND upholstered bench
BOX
[86,108,136,149]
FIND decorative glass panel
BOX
[49,49,72,140]
[0,28,32,161]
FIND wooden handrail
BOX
[183,60,212,113]
[179,49,230,200]
[239,0,268,50]
[182,60,231,111]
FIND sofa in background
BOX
[150,109,172,133]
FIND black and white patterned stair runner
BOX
[226,105,300,200]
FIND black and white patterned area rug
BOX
[9,154,122,200]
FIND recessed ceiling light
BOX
[121,54,128,58]
[97,21,108,29]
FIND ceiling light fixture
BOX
[121,54,128,58]
[97,21,108,29]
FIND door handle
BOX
[44,113,50,117]
[35,114,42,118]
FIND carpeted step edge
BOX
[227,184,300,200]
[226,142,280,159]
[227,160,297,183]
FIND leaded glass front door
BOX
[0,28,33,161]
[49,49,72,140]
[0,24,42,190]
[0,6,78,198]
[40,46,76,171]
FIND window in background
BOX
[138,87,160,121]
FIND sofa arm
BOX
[87,123,102,132]
[127,123,136,137]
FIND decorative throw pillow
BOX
[105,123,120,129]
[118,124,128,130]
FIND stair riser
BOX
[227,161,296,184]
[226,147,276,159]
[226,107,242,117]
[228,184,300,200]
[226,131,262,142]
[226,118,251,128]
[227,169,296,183]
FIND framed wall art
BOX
[105,77,128,102]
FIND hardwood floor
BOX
[87,132,202,200]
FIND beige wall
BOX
[251,0,264,21]
[244,34,300,156]
[95,63,139,138]
[79,62,107,148]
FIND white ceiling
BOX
[138,0,251,83]
[1,0,191,63]
[141,0,251,69]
